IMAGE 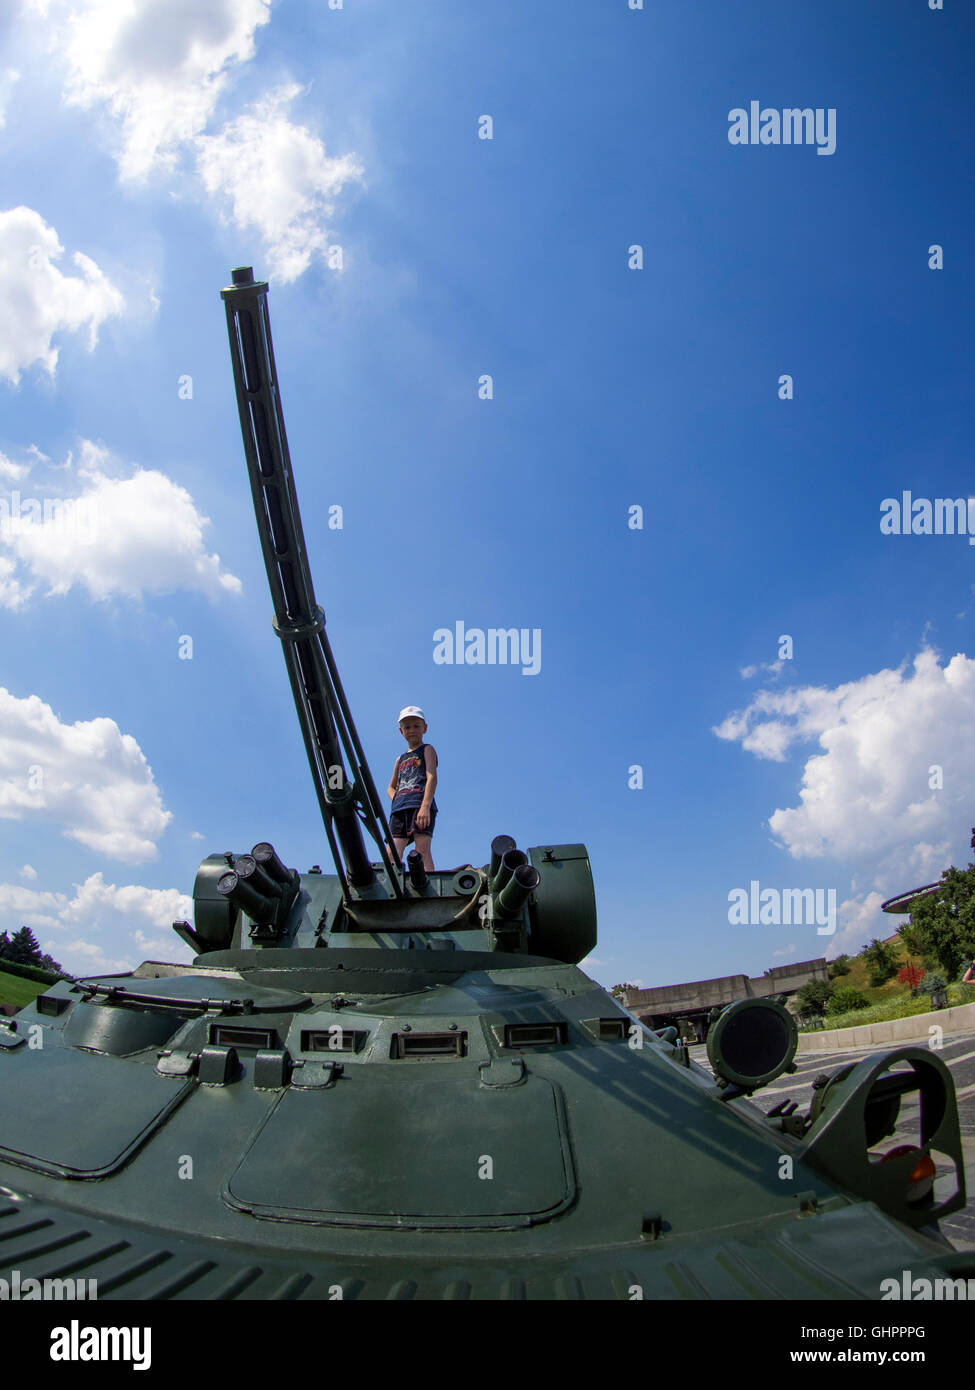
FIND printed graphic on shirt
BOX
[391,744,437,812]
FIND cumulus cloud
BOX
[741,659,784,680]
[714,647,970,867]
[0,439,242,604]
[828,891,895,960]
[196,84,363,282]
[0,451,31,482]
[29,5,361,283]
[0,871,194,975]
[19,864,37,880]
[0,553,31,609]
[0,880,65,930]
[57,940,135,974]
[34,0,271,181]
[56,871,192,930]
[0,206,124,383]
[0,687,171,861]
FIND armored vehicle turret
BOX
[0,271,969,1301]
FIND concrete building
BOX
[622,958,828,1041]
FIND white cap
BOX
[398,706,425,724]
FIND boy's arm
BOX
[420,745,438,808]
[415,746,438,829]
[387,757,400,801]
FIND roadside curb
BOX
[797,1000,975,1052]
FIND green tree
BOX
[826,986,870,1016]
[897,864,975,981]
[610,982,637,999]
[827,954,851,978]
[4,925,43,966]
[796,978,833,1016]
[861,936,897,987]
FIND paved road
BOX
[688,1031,975,1251]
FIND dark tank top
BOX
[391,743,438,812]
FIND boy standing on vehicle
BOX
[387,706,438,871]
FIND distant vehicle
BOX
[0,270,969,1299]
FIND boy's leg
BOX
[391,836,409,863]
[412,834,434,871]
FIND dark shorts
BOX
[390,806,436,841]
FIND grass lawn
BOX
[808,980,975,1032]
[0,968,51,1010]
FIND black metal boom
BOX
[220,266,400,898]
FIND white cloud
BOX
[57,939,135,974]
[0,687,171,861]
[56,871,192,930]
[133,927,182,957]
[0,871,194,976]
[196,85,363,283]
[34,0,271,181]
[0,206,124,383]
[28,6,361,284]
[714,647,972,866]
[828,891,893,960]
[0,880,65,929]
[0,553,32,609]
[0,440,242,605]
[740,659,784,680]
[18,864,37,880]
[0,451,31,482]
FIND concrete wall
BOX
[797,1000,975,1051]
[624,958,827,1015]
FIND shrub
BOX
[826,986,870,1016]
[796,978,834,1016]
[0,959,66,985]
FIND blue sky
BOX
[0,0,973,990]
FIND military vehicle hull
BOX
[0,942,970,1300]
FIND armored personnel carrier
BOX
[0,269,970,1300]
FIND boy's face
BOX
[399,718,427,743]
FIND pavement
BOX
[688,1030,975,1251]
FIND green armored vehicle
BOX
[0,269,970,1300]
